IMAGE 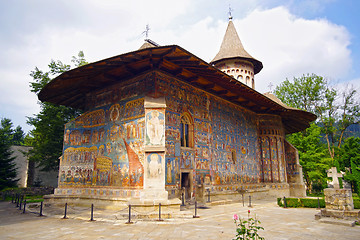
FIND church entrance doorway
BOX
[181,171,192,200]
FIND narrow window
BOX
[180,113,193,148]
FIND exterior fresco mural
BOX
[156,72,262,194]
[56,71,302,199]
[258,114,287,184]
[59,95,145,189]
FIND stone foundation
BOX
[289,183,306,197]
[46,187,180,210]
[315,188,359,225]
[319,209,360,220]
[324,188,354,211]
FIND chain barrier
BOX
[6,196,217,223]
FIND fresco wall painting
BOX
[156,72,267,197]
[258,114,288,186]
[56,71,298,200]
[58,78,148,198]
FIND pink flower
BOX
[233,214,239,220]
[248,210,251,214]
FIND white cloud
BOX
[234,7,351,92]
[0,2,355,132]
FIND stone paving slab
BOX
[1,200,360,239]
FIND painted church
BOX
[39,17,316,206]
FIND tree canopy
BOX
[26,51,87,171]
[0,118,23,190]
[275,73,360,193]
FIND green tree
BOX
[275,74,360,160]
[336,137,360,194]
[0,118,19,190]
[27,51,87,171]
[275,73,360,193]
[274,73,328,113]
[0,118,25,146]
[287,123,331,193]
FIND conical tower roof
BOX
[211,20,263,74]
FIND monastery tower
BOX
[211,16,263,89]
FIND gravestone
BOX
[327,167,343,189]
[315,167,360,226]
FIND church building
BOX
[39,17,316,207]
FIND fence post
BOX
[19,195,23,210]
[248,195,252,207]
[207,189,211,203]
[193,201,200,218]
[125,204,133,224]
[16,194,19,207]
[22,200,26,214]
[242,193,244,207]
[90,204,95,221]
[181,192,185,206]
[283,196,287,208]
[63,203,68,219]
[156,203,163,221]
[39,201,43,217]
[317,197,321,209]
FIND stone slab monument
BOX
[315,167,360,226]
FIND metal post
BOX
[317,197,320,209]
[248,195,252,207]
[19,196,23,210]
[157,203,163,221]
[125,204,133,224]
[16,194,19,208]
[193,201,200,218]
[39,201,43,217]
[242,193,244,207]
[90,204,95,221]
[207,189,210,203]
[63,203,68,219]
[283,196,287,208]
[22,200,26,214]
[181,192,185,206]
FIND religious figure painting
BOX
[147,153,163,178]
[145,110,165,146]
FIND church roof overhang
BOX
[38,45,316,134]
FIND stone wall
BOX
[11,146,31,188]
[324,188,354,211]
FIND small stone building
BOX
[11,146,58,188]
[39,19,315,206]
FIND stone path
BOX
[0,199,359,239]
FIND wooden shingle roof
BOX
[39,44,315,134]
[210,20,263,74]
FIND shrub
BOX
[233,210,264,240]
[277,197,325,208]
[354,199,360,209]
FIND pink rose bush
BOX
[233,210,264,240]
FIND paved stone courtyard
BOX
[0,199,359,239]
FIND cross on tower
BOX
[143,24,150,39]
[327,167,343,189]
[268,82,274,92]
[228,5,233,20]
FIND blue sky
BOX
[0,0,359,133]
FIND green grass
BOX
[1,194,44,203]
